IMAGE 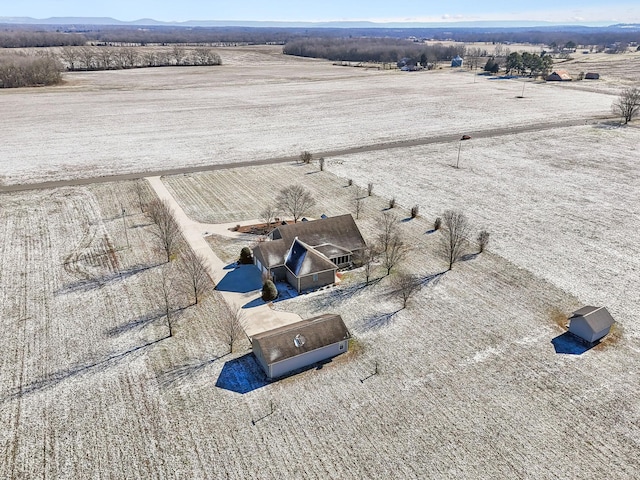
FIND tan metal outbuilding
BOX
[568,306,615,343]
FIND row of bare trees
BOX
[59,45,221,71]
[356,209,489,309]
[142,193,244,351]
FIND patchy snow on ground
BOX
[2,162,639,477]
[0,45,616,185]
[326,124,640,336]
[2,46,639,478]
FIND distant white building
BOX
[568,306,615,343]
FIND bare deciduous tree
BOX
[134,179,148,213]
[612,87,640,124]
[354,187,364,220]
[215,302,246,353]
[119,47,139,69]
[477,230,490,253]
[78,46,96,70]
[172,45,187,65]
[276,185,316,223]
[356,246,378,285]
[158,264,176,338]
[260,204,278,232]
[179,248,211,305]
[300,150,313,164]
[392,272,420,309]
[440,210,472,270]
[378,212,398,255]
[148,198,182,263]
[377,211,407,276]
[97,48,114,70]
[60,46,79,70]
[381,233,407,276]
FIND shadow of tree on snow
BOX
[56,263,159,295]
[1,338,165,405]
[158,354,229,387]
[354,309,403,332]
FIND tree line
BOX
[58,46,221,71]
[1,23,637,49]
[0,30,86,48]
[0,51,62,87]
[283,37,465,64]
[503,51,554,76]
[0,45,221,87]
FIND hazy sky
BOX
[4,1,640,24]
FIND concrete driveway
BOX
[146,176,302,337]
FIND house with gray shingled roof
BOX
[253,214,366,292]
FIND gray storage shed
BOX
[252,314,350,379]
[568,306,615,343]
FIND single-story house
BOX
[546,70,572,81]
[585,72,600,80]
[252,314,351,379]
[253,214,366,292]
[568,306,615,343]
[451,55,463,68]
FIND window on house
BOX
[313,273,318,282]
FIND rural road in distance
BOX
[0,117,612,193]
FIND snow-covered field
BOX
[0,45,617,186]
[2,167,639,478]
[2,45,639,478]
[325,124,640,336]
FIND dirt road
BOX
[0,117,611,193]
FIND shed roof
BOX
[570,306,615,333]
[252,314,350,365]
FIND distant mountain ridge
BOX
[1,16,639,30]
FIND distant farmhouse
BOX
[568,306,615,344]
[546,70,572,81]
[252,314,351,379]
[253,214,366,293]
[451,55,463,68]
